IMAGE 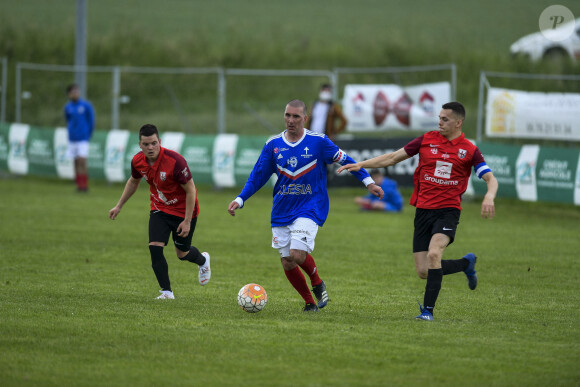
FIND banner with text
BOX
[485,87,580,140]
[343,82,451,132]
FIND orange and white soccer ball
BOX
[237,283,267,313]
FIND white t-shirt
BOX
[309,102,330,134]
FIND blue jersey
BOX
[237,130,373,227]
[64,99,95,142]
[365,178,403,211]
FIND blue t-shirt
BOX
[365,178,403,212]
[64,99,95,142]
[237,130,373,227]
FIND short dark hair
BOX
[66,83,78,94]
[287,99,307,115]
[139,124,159,139]
[370,169,384,178]
[320,83,332,89]
[442,102,465,120]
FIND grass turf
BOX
[0,176,579,386]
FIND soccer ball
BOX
[237,283,267,313]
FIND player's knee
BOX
[281,257,296,271]
[416,268,428,279]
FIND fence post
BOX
[15,63,22,123]
[476,71,487,143]
[111,66,121,129]
[0,57,7,122]
[217,67,226,134]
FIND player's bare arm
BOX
[109,176,141,220]
[337,148,410,174]
[177,179,196,237]
[481,172,498,219]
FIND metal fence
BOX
[1,57,7,123]
[14,62,456,134]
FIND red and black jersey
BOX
[131,147,199,219]
[404,131,489,210]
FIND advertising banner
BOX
[536,147,578,204]
[8,123,30,175]
[54,128,74,179]
[234,136,268,186]
[486,87,580,140]
[343,82,451,132]
[180,135,215,185]
[26,126,57,176]
[515,145,540,202]
[0,123,10,172]
[212,134,238,188]
[104,130,130,183]
[472,143,519,199]
[331,137,418,188]
[123,132,141,181]
[88,130,108,181]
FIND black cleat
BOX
[303,303,319,312]
[312,280,329,308]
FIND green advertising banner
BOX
[0,123,9,171]
[180,135,215,185]
[88,130,108,180]
[472,143,519,199]
[26,126,57,177]
[234,136,268,185]
[536,147,578,204]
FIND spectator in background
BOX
[355,169,403,212]
[64,83,95,192]
[306,84,347,141]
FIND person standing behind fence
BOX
[306,84,347,141]
[64,83,95,192]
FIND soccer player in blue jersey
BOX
[228,99,384,312]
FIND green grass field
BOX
[1,176,579,386]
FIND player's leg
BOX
[273,225,317,311]
[75,141,90,192]
[290,218,328,309]
[171,216,211,286]
[149,211,173,298]
[419,233,450,319]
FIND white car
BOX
[510,18,580,61]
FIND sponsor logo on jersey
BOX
[424,174,459,185]
[434,160,453,179]
[181,167,189,178]
[288,156,298,168]
[291,229,311,236]
[277,184,313,196]
[302,146,313,158]
[458,149,467,159]
[431,148,438,155]
[160,171,167,181]
[274,147,279,154]
[278,153,283,159]
[442,153,450,159]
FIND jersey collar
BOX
[282,129,307,147]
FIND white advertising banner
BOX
[105,129,130,183]
[343,82,451,132]
[54,127,74,179]
[8,123,30,175]
[485,87,580,140]
[212,134,238,188]
[516,144,540,202]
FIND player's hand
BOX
[481,196,495,219]
[368,183,384,200]
[109,206,121,220]
[228,201,240,216]
[177,220,191,237]
[336,163,361,174]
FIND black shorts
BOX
[149,210,197,252]
[413,208,460,253]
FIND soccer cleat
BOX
[199,252,211,286]
[312,280,329,309]
[463,253,478,290]
[415,302,434,321]
[303,303,319,313]
[156,290,175,299]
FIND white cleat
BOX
[156,290,175,299]
[199,252,211,286]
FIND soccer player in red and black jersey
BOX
[338,102,498,321]
[109,124,210,299]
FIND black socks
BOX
[441,258,469,275]
[178,246,206,266]
[424,268,443,314]
[149,245,171,291]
